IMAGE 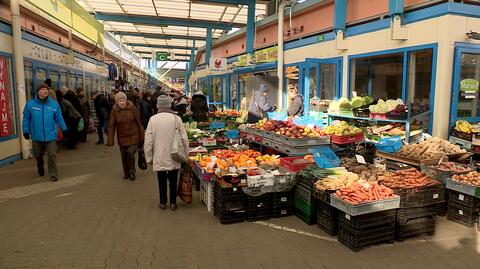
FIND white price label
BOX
[240,179,247,185]
[355,154,367,164]
[233,187,237,192]
[281,197,288,202]
[279,178,286,183]
[459,194,465,201]
[459,210,464,215]
[345,214,351,220]
[433,194,439,199]
[281,210,287,215]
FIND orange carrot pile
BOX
[334,182,396,204]
[379,168,439,189]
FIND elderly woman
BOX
[287,84,304,117]
[106,92,144,181]
[144,95,189,210]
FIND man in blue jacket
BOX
[22,83,68,181]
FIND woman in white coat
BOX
[144,95,189,210]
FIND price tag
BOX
[459,209,464,215]
[279,177,286,183]
[355,154,366,164]
[345,214,351,220]
[281,210,287,215]
[210,121,225,129]
[233,187,237,192]
[281,197,288,202]
[228,167,237,173]
[459,194,465,201]
[433,194,439,199]
[240,179,247,185]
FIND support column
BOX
[185,63,189,95]
[10,0,28,159]
[333,0,347,33]
[389,0,404,16]
[205,27,212,68]
[246,0,256,55]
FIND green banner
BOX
[26,0,104,46]
[460,78,479,92]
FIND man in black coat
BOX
[93,92,113,144]
[191,91,209,122]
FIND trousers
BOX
[119,145,137,177]
[157,170,179,205]
[32,141,58,177]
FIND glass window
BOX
[230,74,238,109]
[309,64,317,100]
[0,56,16,137]
[455,52,480,118]
[49,70,59,91]
[35,68,47,88]
[77,75,84,88]
[24,61,33,100]
[351,53,403,99]
[210,76,223,103]
[239,73,253,109]
[69,72,76,89]
[85,75,92,94]
[60,71,68,87]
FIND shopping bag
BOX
[87,118,96,133]
[77,118,84,132]
[57,126,64,142]
[177,164,193,204]
[137,148,147,170]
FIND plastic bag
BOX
[137,148,147,170]
[77,118,84,132]
[177,164,193,204]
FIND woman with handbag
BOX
[247,84,276,124]
[144,95,189,210]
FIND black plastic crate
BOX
[273,191,294,208]
[435,202,448,217]
[246,194,273,221]
[214,209,245,224]
[312,188,335,204]
[394,184,446,208]
[214,183,245,199]
[338,222,395,252]
[448,190,480,208]
[396,204,438,224]
[447,203,479,227]
[295,207,317,225]
[246,194,273,208]
[338,210,396,230]
[396,216,436,242]
[296,174,317,190]
[294,184,314,203]
[272,205,294,218]
[317,200,338,236]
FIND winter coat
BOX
[144,112,189,171]
[126,90,138,106]
[79,96,91,120]
[22,95,67,142]
[288,95,304,116]
[247,91,275,123]
[139,100,153,129]
[174,97,189,116]
[60,99,81,120]
[93,93,112,122]
[64,91,83,117]
[191,94,209,122]
[107,101,144,146]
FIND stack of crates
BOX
[393,184,445,241]
[272,191,294,217]
[337,210,396,252]
[213,182,246,224]
[294,183,317,225]
[317,199,338,236]
[246,194,273,221]
[447,190,480,227]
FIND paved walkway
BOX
[0,136,479,269]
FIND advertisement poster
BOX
[0,56,11,137]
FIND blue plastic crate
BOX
[375,137,403,153]
[225,130,240,139]
[312,146,341,168]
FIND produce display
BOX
[397,137,466,160]
[324,121,362,136]
[210,109,241,118]
[368,99,405,114]
[351,96,375,109]
[315,172,359,191]
[379,168,439,189]
[341,157,385,181]
[254,119,325,138]
[334,182,397,204]
[454,120,479,134]
[452,171,480,187]
[428,161,471,173]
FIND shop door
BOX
[450,45,480,131]
[305,57,343,113]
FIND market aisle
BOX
[0,138,479,269]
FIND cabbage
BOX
[338,97,352,111]
[351,97,364,108]
[363,96,374,105]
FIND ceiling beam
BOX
[95,13,246,30]
[134,51,191,57]
[112,31,207,41]
[192,0,253,6]
[126,43,197,50]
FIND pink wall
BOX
[346,0,389,23]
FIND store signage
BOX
[0,57,11,137]
[254,47,278,63]
[156,52,169,61]
[317,35,325,42]
[460,79,479,92]
[237,54,248,67]
[209,58,227,72]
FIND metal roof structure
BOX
[77,0,267,62]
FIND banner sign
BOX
[460,78,479,92]
[254,46,278,63]
[209,57,227,72]
[0,57,11,137]
[156,52,169,61]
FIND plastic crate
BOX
[446,178,480,198]
[337,221,395,252]
[272,205,294,218]
[200,180,214,212]
[294,184,314,204]
[420,164,471,184]
[330,133,365,145]
[214,209,245,224]
[330,195,400,216]
[273,134,330,147]
[447,203,479,227]
[294,195,317,224]
[339,209,396,230]
[395,216,436,242]
[311,146,341,168]
[317,200,338,236]
[273,191,294,208]
[280,157,312,173]
[375,137,403,153]
[393,184,446,208]
[396,204,439,224]
[295,207,318,225]
[312,188,335,204]
[448,190,480,207]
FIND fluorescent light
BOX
[191,0,239,8]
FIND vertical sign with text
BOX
[0,57,11,137]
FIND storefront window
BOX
[49,70,59,90]
[60,71,68,87]
[239,73,252,109]
[456,53,480,118]
[24,61,33,100]
[0,56,16,138]
[286,65,299,110]
[309,64,317,100]
[351,53,403,99]
[69,72,76,89]
[210,76,223,103]
[230,74,238,109]
[85,75,92,94]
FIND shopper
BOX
[247,84,276,123]
[93,91,112,144]
[144,95,189,210]
[44,78,57,100]
[22,83,68,181]
[139,91,154,129]
[106,92,144,181]
[76,87,91,142]
[287,84,304,117]
[126,86,139,106]
[191,91,209,122]
[151,85,167,113]
[56,87,82,149]
[173,93,189,116]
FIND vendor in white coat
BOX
[144,95,189,211]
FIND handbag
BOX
[177,164,193,204]
[77,117,84,132]
[171,115,188,163]
[137,148,147,170]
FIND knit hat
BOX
[157,95,172,110]
[259,84,268,94]
[115,92,127,102]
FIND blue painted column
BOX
[185,62,189,95]
[333,0,347,33]
[389,0,404,16]
[303,63,310,113]
[205,27,212,67]
[246,0,256,54]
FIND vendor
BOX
[191,91,209,122]
[247,84,276,123]
[287,84,304,117]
